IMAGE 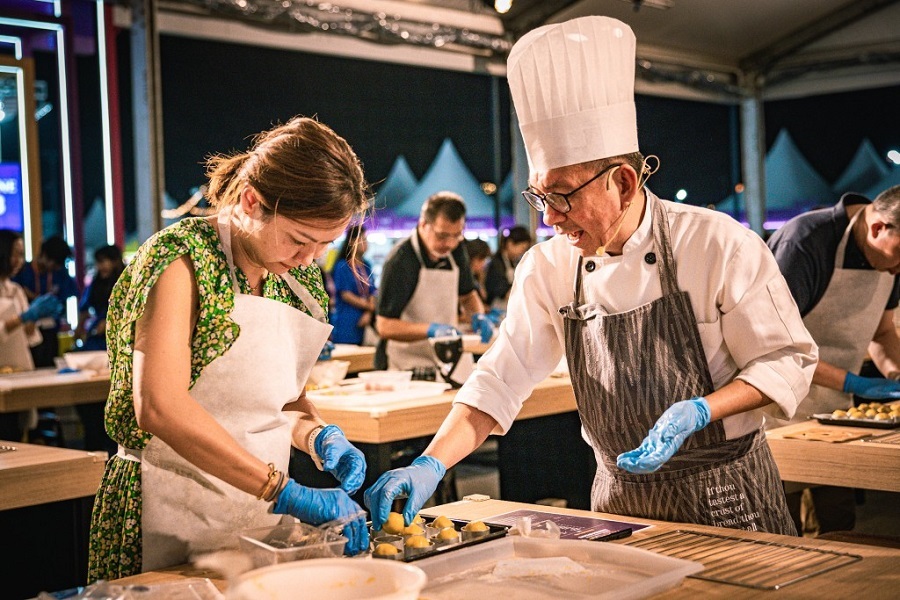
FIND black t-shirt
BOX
[374,231,476,369]
[767,193,900,316]
[484,254,512,306]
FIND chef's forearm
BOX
[705,379,771,422]
[868,310,900,379]
[422,403,497,469]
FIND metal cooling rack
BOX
[626,529,862,590]
[862,430,900,444]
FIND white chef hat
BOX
[508,16,638,173]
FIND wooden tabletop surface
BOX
[113,498,898,598]
[766,419,900,492]
[0,368,110,413]
[0,440,106,510]
[316,375,575,444]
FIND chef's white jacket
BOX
[455,195,818,441]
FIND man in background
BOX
[767,186,900,534]
[375,191,492,376]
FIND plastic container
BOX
[307,360,351,388]
[239,521,347,567]
[228,558,428,600]
[358,370,414,391]
[416,536,703,599]
[63,350,109,372]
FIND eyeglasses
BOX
[522,163,622,214]
[426,223,465,243]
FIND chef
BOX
[767,186,900,533]
[375,191,493,376]
[365,16,816,536]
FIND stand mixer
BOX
[428,335,476,389]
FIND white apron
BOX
[787,209,894,425]
[386,232,459,371]
[139,212,332,571]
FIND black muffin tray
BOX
[371,517,508,563]
[812,414,900,429]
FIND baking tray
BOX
[415,535,703,599]
[626,529,861,590]
[374,517,508,563]
[812,414,900,429]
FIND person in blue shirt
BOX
[13,235,79,367]
[330,225,377,345]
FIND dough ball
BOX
[382,512,405,535]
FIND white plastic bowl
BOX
[357,370,413,391]
[63,350,109,372]
[229,557,427,600]
[308,360,351,388]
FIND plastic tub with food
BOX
[357,370,413,391]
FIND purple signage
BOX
[0,162,25,231]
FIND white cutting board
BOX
[306,381,451,410]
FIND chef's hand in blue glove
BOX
[471,313,496,343]
[427,323,460,339]
[20,294,63,323]
[364,455,446,531]
[315,425,366,494]
[318,340,335,361]
[842,372,900,399]
[617,397,711,474]
[273,479,369,555]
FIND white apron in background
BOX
[139,213,332,571]
[784,209,894,425]
[490,254,515,312]
[386,232,459,371]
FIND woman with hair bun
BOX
[88,117,371,580]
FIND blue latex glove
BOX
[318,340,335,361]
[314,425,367,494]
[273,479,369,555]
[471,313,496,343]
[486,308,506,326]
[617,397,711,474]
[364,455,446,531]
[20,294,63,323]
[842,372,900,399]
[427,322,460,339]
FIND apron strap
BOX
[410,229,458,270]
[217,208,327,323]
[836,208,862,269]
[650,195,680,297]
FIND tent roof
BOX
[764,129,835,211]
[392,138,496,217]
[376,155,418,211]
[832,138,891,194]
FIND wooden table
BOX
[766,420,900,492]
[331,344,375,374]
[113,498,899,598]
[0,441,107,597]
[0,440,106,510]
[0,368,110,413]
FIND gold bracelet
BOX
[265,470,286,503]
[256,462,278,500]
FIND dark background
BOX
[58,32,900,235]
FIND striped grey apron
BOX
[560,197,795,535]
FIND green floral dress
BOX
[87,218,329,582]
